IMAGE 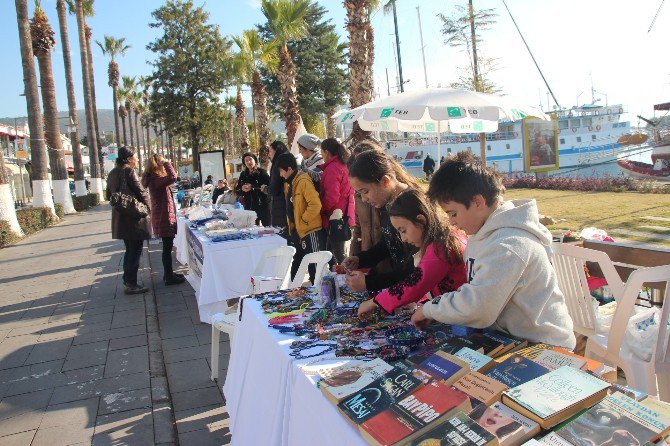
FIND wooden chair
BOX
[210,245,296,381]
[551,242,625,337]
[587,265,670,397]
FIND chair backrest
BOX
[289,251,333,288]
[247,245,297,294]
[551,242,625,337]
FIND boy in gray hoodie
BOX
[411,152,576,349]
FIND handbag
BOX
[109,170,149,219]
[328,190,352,243]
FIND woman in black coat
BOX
[105,146,152,295]
[266,141,288,228]
[236,152,270,226]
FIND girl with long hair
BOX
[357,188,466,317]
[319,138,355,264]
[342,149,422,293]
[236,152,270,226]
[141,153,185,286]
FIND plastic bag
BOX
[579,227,615,242]
[624,307,661,361]
[227,209,257,228]
[595,301,617,334]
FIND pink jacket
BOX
[319,156,355,229]
[374,238,468,314]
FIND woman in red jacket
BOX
[141,154,185,286]
[319,138,356,264]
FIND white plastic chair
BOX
[289,251,333,288]
[551,242,625,337]
[210,245,296,381]
[586,265,670,397]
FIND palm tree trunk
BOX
[15,0,55,214]
[228,115,235,157]
[236,88,250,154]
[85,24,104,177]
[119,106,128,146]
[0,149,22,236]
[326,106,337,138]
[145,120,151,156]
[126,103,135,149]
[134,112,142,174]
[35,50,75,214]
[252,70,271,168]
[56,0,86,198]
[75,0,101,198]
[112,84,121,147]
[276,44,302,148]
[344,0,374,147]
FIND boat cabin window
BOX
[487,145,491,151]
[447,148,451,153]
[570,119,580,128]
[576,136,582,143]
[560,138,565,145]
[582,117,593,127]
[558,120,569,130]
[506,144,510,150]
[591,135,597,141]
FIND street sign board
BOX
[15,150,27,159]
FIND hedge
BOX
[55,203,64,219]
[0,206,59,247]
[73,193,101,212]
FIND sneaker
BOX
[124,284,149,295]
[164,274,186,286]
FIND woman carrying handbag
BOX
[105,146,152,295]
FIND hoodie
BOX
[422,199,576,349]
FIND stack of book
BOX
[311,326,670,446]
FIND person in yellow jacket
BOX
[276,152,326,284]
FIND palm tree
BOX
[73,0,102,197]
[118,103,128,146]
[56,0,86,197]
[0,149,23,237]
[138,76,152,155]
[344,0,379,147]
[14,0,55,214]
[120,76,137,153]
[224,96,237,156]
[232,29,278,168]
[131,90,143,173]
[96,36,129,148]
[261,0,309,149]
[234,86,250,154]
[31,1,75,214]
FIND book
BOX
[468,332,508,357]
[360,381,472,446]
[640,397,670,421]
[539,432,574,446]
[405,345,443,367]
[500,366,610,429]
[453,347,496,373]
[418,351,471,385]
[482,330,529,357]
[338,362,423,425]
[532,350,587,371]
[551,347,617,382]
[610,382,649,401]
[553,392,664,446]
[319,358,394,404]
[485,354,550,388]
[452,371,509,408]
[407,411,497,446]
[471,401,541,446]
[436,336,487,356]
[495,344,552,364]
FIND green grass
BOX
[504,189,670,246]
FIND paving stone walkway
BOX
[0,205,230,445]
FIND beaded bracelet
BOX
[289,342,336,360]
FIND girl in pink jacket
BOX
[357,188,467,317]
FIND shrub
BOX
[0,220,21,248]
[15,207,58,236]
[54,203,64,219]
[88,193,100,207]
[72,193,101,212]
[502,174,670,193]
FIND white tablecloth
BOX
[175,216,189,265]
[177,224,286,323]
[224,299,364,446]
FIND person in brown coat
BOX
[141,154,185,286]
[106,146,151,295]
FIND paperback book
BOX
[485,354,550,388]
[468,332,508,357]
[551,347,617,382]
[452,371,509,408]
[471,401,541,446]
[319,358,394,404]
[482,330,529,357]
[418,351,471,385]
[408,411,497,446]
[532,350,587,371]
[438,337,486,356]
[453,347,496,373]
[500,366,610,429]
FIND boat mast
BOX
[468,0,480,91]
[501,0,561,109]
[417,6,429,88]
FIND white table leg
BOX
[211,325,220,381]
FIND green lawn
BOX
[504,189,670,246]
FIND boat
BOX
[384,104,636,176]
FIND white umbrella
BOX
[335,88,549,161]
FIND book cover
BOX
[338,362,423,425]
[468,332,506,357]
[554,393,659,446]
[610,383,649,402]
[406,345,443,367]
[539,432,575,446]
[319,358,394,404]
[485,354,550,388]
[452,371,508,408]
[609,392,669,433]
[418,351,470,385]
[501,366,610,429]
[495,343,552,364]
[360,381,472,446]
[453,347,496,373]
[486,401,541,445]
[482,330,529,357]
[407,411,497,446]
[533,350,587,371]
[439,337,486,356]
[468,403,525,446]
[551,347,618,382]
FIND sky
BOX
[1,0,670,127]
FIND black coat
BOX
[236,168,270,225]
[106,166,151,241]
[267,152,287,227]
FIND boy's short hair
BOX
[275,152,297,172]
[427,151,504,207]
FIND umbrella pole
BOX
[437,121,442,163]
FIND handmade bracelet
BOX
[289,342,336,360]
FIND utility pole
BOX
[468,0,480,92]
[390,1,405,92]
[385,68,391,96]
[417,6,429,88]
